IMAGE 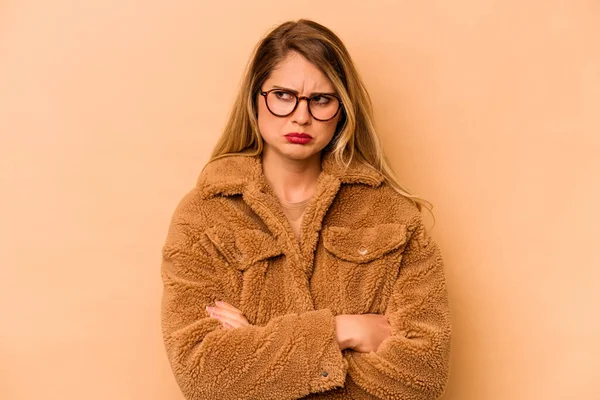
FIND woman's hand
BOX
[206,301,250,330]
[205,302,391,351]
[335,314,392,353]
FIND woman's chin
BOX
[280,144,323,161]
[263,141,321,162]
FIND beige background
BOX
[1,1,599,399]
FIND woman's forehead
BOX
[265,55,335,93]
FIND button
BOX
[358,248,368,255]
[321,371,329,377]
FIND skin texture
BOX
[210,51,391,353]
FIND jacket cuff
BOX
[299,308,348,393]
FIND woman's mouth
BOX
[285,132,313,144]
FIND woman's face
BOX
[256,51,342,162]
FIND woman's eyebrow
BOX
[271,85,336,96]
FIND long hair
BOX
[209,19,432,213]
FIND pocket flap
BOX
[235,229,283,265]
[205,226,282,270]
[322,223,407,263]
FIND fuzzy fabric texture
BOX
[160,150,452,400]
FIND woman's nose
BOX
[291,98,311,124]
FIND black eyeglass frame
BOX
[259,88,343,122]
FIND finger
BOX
[205,304,242,319]
[221,321,234,330]
[210,308,248,324]
[217,313,249,328]
[207,304,243,318]
[215,301,243,314]
[212,309,250,326]
[212,313,247,329]
[206,307,248,328]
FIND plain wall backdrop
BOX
[1,1,599,399]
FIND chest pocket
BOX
[205,225,283,324]
[205,225,283,271]
[322,223,407,263]
[320,223,407,313]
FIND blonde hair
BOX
[209,19,432,214]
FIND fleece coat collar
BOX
[197,150,385,200]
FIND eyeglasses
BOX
[259,88,343,122]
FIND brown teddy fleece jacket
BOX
[160,150,452,400]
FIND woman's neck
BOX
[261,147,322,203]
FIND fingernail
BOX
[215,301,223,306]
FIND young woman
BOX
[160,19,451,400]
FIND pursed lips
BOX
[284,132,313,144]
[285,132,312,138]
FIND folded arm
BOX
[346,218,452,400]
[160,191,348,400]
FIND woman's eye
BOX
[312,95,331,105]
[274,91,293,101]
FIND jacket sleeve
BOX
[160,190,348,400]
[345,218,452,400]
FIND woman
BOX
[160,19,451,400]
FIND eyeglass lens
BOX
[266,90,339,120]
